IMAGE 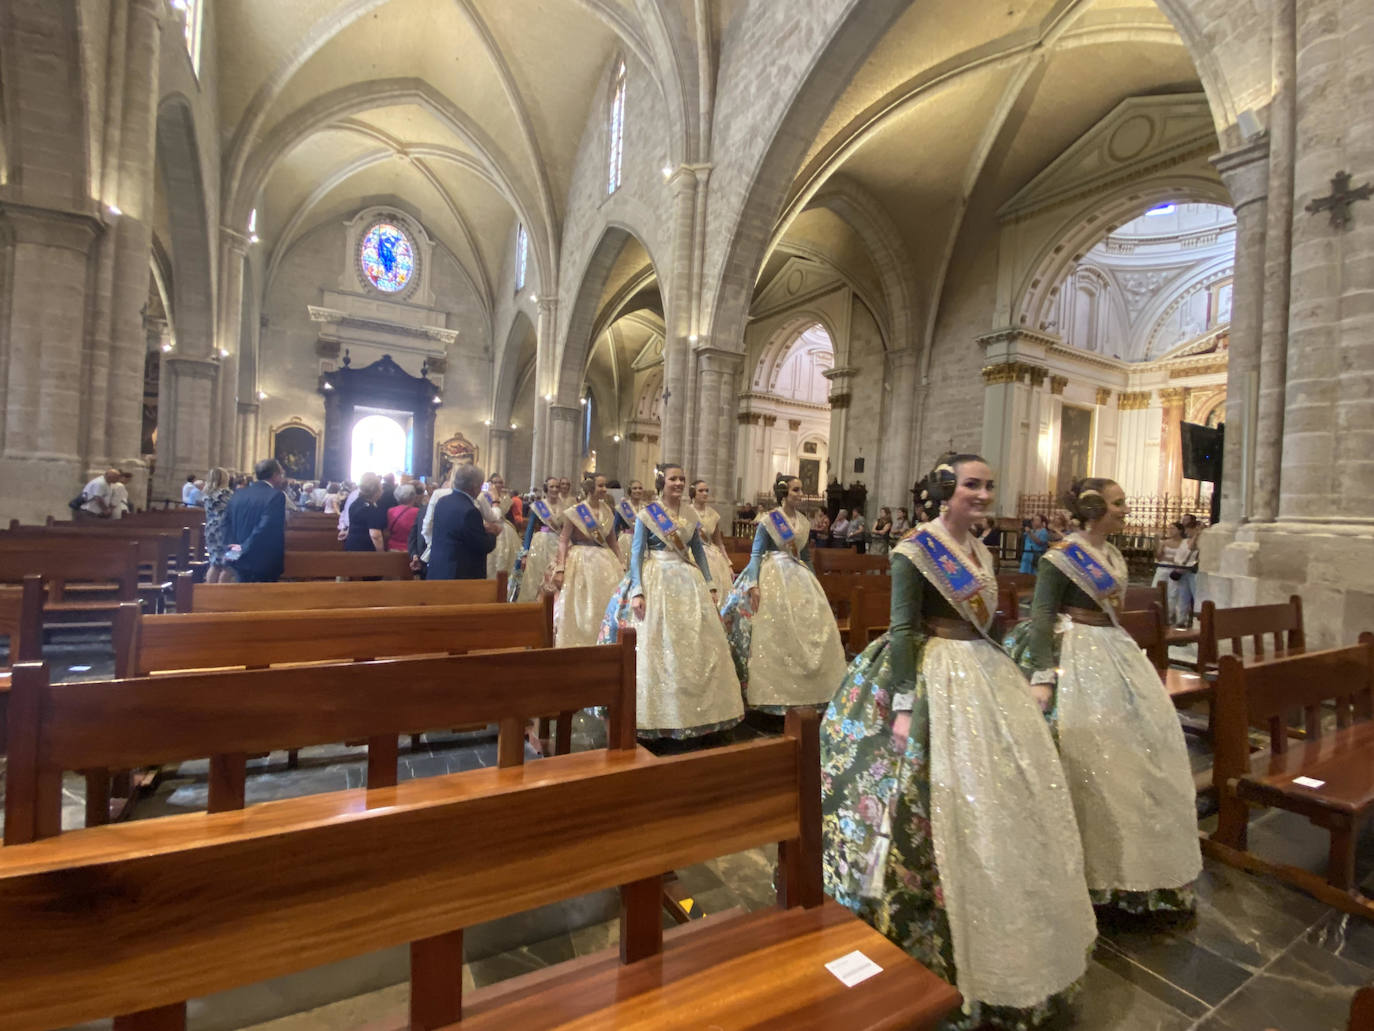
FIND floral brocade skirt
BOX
[821,633,1096,1029]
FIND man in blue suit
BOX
[225,458,287,583]
[428,463,499,580]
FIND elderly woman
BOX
[344,472,386,552]
[385,483,422,552]
[830,508,850,548]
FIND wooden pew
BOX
[1203,635,1374,920]
[4,636,630,842]
[0,704,961,1031]
[285,527,345,551]
[846,581,891,655]
[1124,582,1167,614]
[816,571,875,631]
[0,541,140,623]
[1120,602,1210,710]
[0,575,45,751]
[994,572,1037,624]
[282,549,413,580]
[812,549,889,575]
[175,570,508,613]
[2,525,183,609]
[1198,594,1306,674]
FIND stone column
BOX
[876,350,917,513]
[155,355,218,500]
[693,347,743,500]
[236,400,259,474]
[1212,138,1270,524]
[1157,387,1187,498]
[0,203,101,521]
[660,170,698,464]
[822,366,855,480]
[530,298,558,486]
[548,404,581,480]
[487,427,513,480]
[214,232,248,469]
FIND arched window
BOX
[608,61,626,195]
[171,0,204,75]
[514,224,528,292]
[581,389,594,455]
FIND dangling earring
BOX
[939,501,949,517]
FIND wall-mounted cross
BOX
[1306,170,1373,229]
[661,388,672,406]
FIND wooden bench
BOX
[175,570,508,613]
[0,541,141,623]
[285,527,346,551]
[4,636,632,842]
[817,571,877,629]
[1199,594,1306,674]
[0,704,960,1031]
[812,549,889,575]
[282,549,413,580]
[846,581,891,655]
[1203,635,1374,919]
[993,573,1036,624]
[2,525,184,609]
[1119,602,1211,709]
[0,575,44,751]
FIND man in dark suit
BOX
[428,463,499,580]
[224,458,287,583]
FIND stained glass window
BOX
[608,61,626,195]
[359,222,415,294]
[515,224,528,291]
[172,0,203,75]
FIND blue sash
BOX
[616,497,636,526]
[1062,542,1120,598]
[767,509,801,558]
[911,526,991,628]
[531,498,554,525]
[572,502,606,545]
[645,501,675,536]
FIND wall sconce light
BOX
[612,434,622,443]
[249,233,260,244]
[544,393,554,402]
[432,396,442,404]
[219,347,230,358]
[257,390,267,400]
[322,381,333,390]
[579,397,587,405]
[483,419,492,426]
[161,342,173,353]
[661,166,673,179]
[510,422,518,430]
[688,334,699,343]
[106,204,123,217]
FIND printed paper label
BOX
[825,950,883,987]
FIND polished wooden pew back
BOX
[175,571,507,613]
[281,549,412,580]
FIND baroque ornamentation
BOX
[1117,391,1152,410]
[1050,375,1069,395]
[1095,387,1112,406]
[1158,386,1189,406]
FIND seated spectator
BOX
[386,484,423,552]
[344,472,387,552]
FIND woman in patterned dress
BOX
[690,479,735,608]
[821,453,1095,1030]
[600,464,742,739]
[202,466,234,583]
[721,476,846,712]
[509,476,564,602]
[551,474,623,647]
[478,473,520,581]
[1010,477,1201,916]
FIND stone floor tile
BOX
[1190,939,1368,1030]
[1096,926,1250,1007]
[1060,956,1197,1030]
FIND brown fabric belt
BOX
[923,618,982,641]
[1066,605,1113,627]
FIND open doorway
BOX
[350,411,410,482]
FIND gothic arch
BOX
[750,312,841,391]
[493,309,536,427]
[155,94,215,357]
[557,224,663,406]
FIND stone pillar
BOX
[487,428,513,480]
[693,347,743,500]
[822,366,855,481]
[214,232,248,469]
[548,404,581,481]
[660,170,698,464]
[236,401,259,474]
[155,355,217,499]
[0,203,100,521]
[1157,387,1187,499]
[1212,139,1270,523]
[531,298,558,486]
[876,350,917,513]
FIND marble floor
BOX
[10,632,1373,1031]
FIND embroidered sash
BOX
[571,501,609,546]
[638,502,694,563]
[1044,536,1126,625]
[897,523,997,635]
[616,497,637,527]
[530,498,557,531]
[760,508,805,560]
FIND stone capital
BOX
[535,297,558,317]
[1050,375,1069,395]
[549,403,581,423]
[488,427,514,441]
[219,226,251,257]
[0,198,102,252]
[695,346,744,374]
[761,415,778,428]
[164,354,220,380]
[1158,386,1189,406]
[237,400,260,416]
[788,419,802,432]
[1117,390,1152,410]
[1211,135,1270,212]
[1095,387,1113,406]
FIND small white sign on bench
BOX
[825,950,883,988]
[1293,776,1326,789]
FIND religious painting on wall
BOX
[1055,405,1094,496]
[436,432,478,487]
[273,421,319,481]
[799,458,820,496]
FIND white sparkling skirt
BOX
[702,541,735,606]
[747,552,846,709]
[618,530,634,569]
[554,545,623,648]
[1057,622,1202,893]
[516,530,559,603]
[634,551,743,736]
[487,522,520,580]
[924,637,1097,1009]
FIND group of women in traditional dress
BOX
[821,453,1200,1029]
